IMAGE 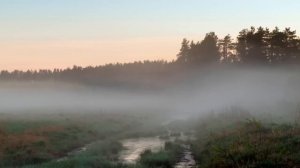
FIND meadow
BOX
[0,111,169,168]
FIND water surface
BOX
[119,137,165,164]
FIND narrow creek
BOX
[174,144,197,168]
[119,132,197,168]
[119,137,165,164]
[56,133,197,167]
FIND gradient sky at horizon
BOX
[1,0,300,70]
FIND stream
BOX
[174,144,197,168]
[119,137,165,164]
[119,133,197,168]
[57,134,197,167]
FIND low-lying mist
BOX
[1,66,300,120]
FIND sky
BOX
[0,0,300,70]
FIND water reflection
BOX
[119,137,165,164]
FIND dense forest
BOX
[1,26,300,87]
[177,27,300,64]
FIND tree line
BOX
[177,27,300,64]
[0,26,300,87]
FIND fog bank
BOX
[1,67,300,118]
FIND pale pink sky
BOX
[1,0,299,70]
[0,37,180,70]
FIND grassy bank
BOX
[190,109,300,168]
[134,141,183,168]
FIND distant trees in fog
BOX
[177,32,220,64]
[0,26,300,86]
[0,61,176,88]
[177,27,300,64]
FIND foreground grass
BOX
[136,141,183,168]
[191,109,300,168]
[24,140,125,168]
[196,121,300,167]
[0,111,167,167]
[4,108,300,168]
[24,141,182,168]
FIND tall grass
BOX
[191,110,300,168]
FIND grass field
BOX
[2,107,300,168]
[0,111,168,168]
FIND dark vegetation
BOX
[137,142,183,168]
[24,140,126,168]
[189,109,300,168]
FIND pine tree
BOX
[177,38,190,63]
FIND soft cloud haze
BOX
[0,0,300,70]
